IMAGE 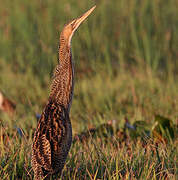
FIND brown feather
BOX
[32,101,72,179]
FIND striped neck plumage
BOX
[49,5,96,110]
[49,37,74,110]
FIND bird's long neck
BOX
[49,36,74,111]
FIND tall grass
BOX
[0,0,177,76]
[0,0,177,179]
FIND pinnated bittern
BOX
[31,6,96,179]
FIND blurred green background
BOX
[0,0,177,179]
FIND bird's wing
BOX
[32,117,52,171]
[32,101,68,171]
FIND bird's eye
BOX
[71,20,76,26]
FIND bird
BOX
[0,91,16,115]
[31,6,96,179]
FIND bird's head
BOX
[60,5,96,47]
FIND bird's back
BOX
[31,100,72,179]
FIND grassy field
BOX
[0,0,178,179]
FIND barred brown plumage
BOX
[31,6,96,179]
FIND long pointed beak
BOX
[72,5,96,32]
